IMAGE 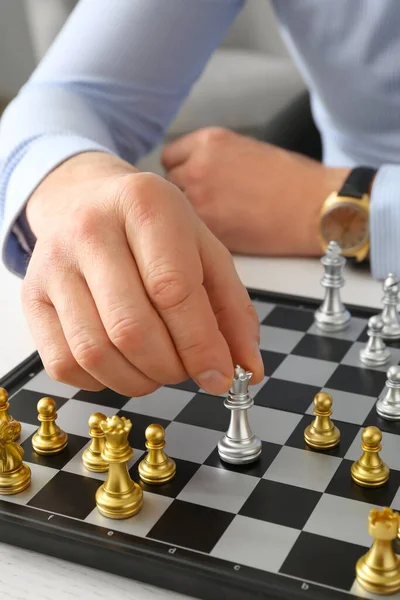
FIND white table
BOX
[0,255,383,600]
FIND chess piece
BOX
[351,426,389,487]
[359,315,391,367]
[218,365,262,464]
[96,415,143,519]
[380,274,400,339]
[138,424,176,484]
[0,421,31,495]
[356,507,400,595]
[304,392,340,449]
[32,397,68,455]
[314,241,351,332]
[376,365,400,421]
[82,412,109,472]
[0,388,20,441]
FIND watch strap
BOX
[338,166,377,199]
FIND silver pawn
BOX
[376,365,400,420]
[359,315,391,367]
[380,274,400,339]
[218,365,261,465]
[314,241,351,332]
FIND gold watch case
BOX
[319,191,370,262]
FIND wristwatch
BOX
[319,166,377,262]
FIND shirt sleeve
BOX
[0,0,244,277]
[370,165,400,280]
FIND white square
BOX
[4,462,58,505]
[211,514,300,573]
[249,405,302,445]
[85,491,173,538]
[259,325,303,354]
[349,580,400,599]
[122,387,195,421]
[304,494,376,548]
[345,429,400,471]
[21,369,79,399]
[272,355,338,387]
[177,465,259,513]
[62,441,144,481]
[308,317,367,341]
[252,300,275,322]
[341,342,400,372]
[19,422,37,444]
[306,388,376,425]
[164,422,221,464]
[56,400,118,437]
[264,446,342,492]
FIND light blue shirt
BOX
[1,0,400,279]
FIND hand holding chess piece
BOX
[0,421,31,495]
[95,415,143,519]
[356,507,400,595]
[0,388,20,441]
[304,392,340,449]
[32,397,68,454]
[138,424,175,484]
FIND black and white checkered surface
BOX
[3,293,400,600]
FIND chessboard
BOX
[1,288,400,600]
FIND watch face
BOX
[320,203,369,252]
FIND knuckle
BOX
[120,174,161,229]
[186,160,209,186]
[70,332,107,371]
[130,380,160,398]
[107,315,145,352]
[71,205,105,245]
[45,353,77,383]
[146,262,192,310]
[200,126,231,145]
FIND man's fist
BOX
[22,152,263,397]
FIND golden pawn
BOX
[32,397,68,455]
[95,415,143,519]
[0,388,20,441]
[356,507,400,595]
[138,424,176,485]
[0,421,31,495]
[351,426,389,488]
[82,413,109,472]
[304,392,340,449]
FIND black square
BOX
[326,364,387,397]
[262,306,314,331]
[363,405,400,435]
[174,393,228,432]
[166,379,200,394]
[357,326,369,343]
[205,441,281,478]
[73,388,130,409]
[325,459,400,506]
[260,350,286,376]
[21,433,88,469]
[9,390,69,426]
[286,415,359,458]
[116,411,170,450]
[147,499,234,553]
[255,378,320,414]
[130,458,200,498]
[239,479,321,529]
[280,531,366,591]
[292,334,352,363]
[28,471,100,519]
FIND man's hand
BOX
[162,127,349,256]
[22,152,263,397]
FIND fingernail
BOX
[196,370,231,394]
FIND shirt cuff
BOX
[1,134,116,278]
[370,165,400,280]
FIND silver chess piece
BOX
[380,274,400,339]
[359,315,391,367]
[376,365,400,420]
[218,365,262,465]
[314,241,351,332]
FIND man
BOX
[0,1,398,398]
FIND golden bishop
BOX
[138,423,176,485]
[351,426,389,487]
[0,420,31,495]
[0,388,20,441]
[32,397,68,455]
[82,412,109,472]
[356,507,400,595]
[304,392,340,449]
[95,415,143,519]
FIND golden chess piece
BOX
[82,412,109,472]
[304,392,340,449]
[351,426,389,488]
[32,397,68,455]
[0,388,20,441]
[138,424,176,485]
[0,421,31,495]
[95,415,143,519]
[356,507,400,595]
